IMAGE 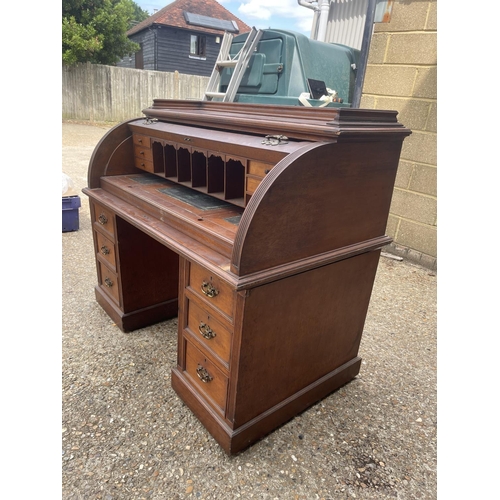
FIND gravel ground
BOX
[62,121,437,499]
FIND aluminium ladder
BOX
[204,27,263,102]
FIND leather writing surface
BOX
[126,173,160,184]
[159,185,233,211]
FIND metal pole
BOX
[316,0,331,42]
[351,0,377,108]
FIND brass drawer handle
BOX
[199,322,216,340]
[98,213,108,225]
[104,277,113,287]
[201,281,219,298]
[196,365,213,383]
[100,245,110,255]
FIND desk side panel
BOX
[231,250,380,428]
[87,119,140,188]
[232,139,403,276]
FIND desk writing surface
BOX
[84,185,235,274]
[98,174,243,260]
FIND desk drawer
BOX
[134,143,154,173]
[98,261,120,305]
[133,134,151,148]
[186,299,231,365]
[248,160,273,177]
[188,262,234,319]
[95,231,116,270]
[246,175,262,195]
[92,202,115,236]
[184,339,228,413]
[134,157,155,173]
[134,145,153,162]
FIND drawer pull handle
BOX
[104,277,113,287]
[196,365,213,383]
[199,322,216,340]
[98,213,108,225]
[100,245,110,255]
[201,281,219,298]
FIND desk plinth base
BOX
[95,286,178,333]
[171,356,361,455]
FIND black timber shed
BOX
[117,0,251,77]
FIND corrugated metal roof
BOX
[321,0,368,50]
[310,0,393,50]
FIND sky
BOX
[135,0,315,36]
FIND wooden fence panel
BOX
[62,63,209,122]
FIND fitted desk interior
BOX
[83,100,410,454]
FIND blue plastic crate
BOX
[62,195,81,232]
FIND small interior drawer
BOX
[133,134,151,148]
[186,299,232,365]
[184,339,228,413]
[246,175,262,195]
[134,145,153,162]
[134,157,155,173]
[97,261,120,305]
[188,262,235,320]
[247,160,273,177]
[95,231,116,270]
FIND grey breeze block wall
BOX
[360,0,437,271]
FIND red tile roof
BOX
[128,0,252,36]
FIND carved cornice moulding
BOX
[143,100,411,142]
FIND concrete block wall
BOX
[360,0,437,270]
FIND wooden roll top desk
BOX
[83,100,411,454]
